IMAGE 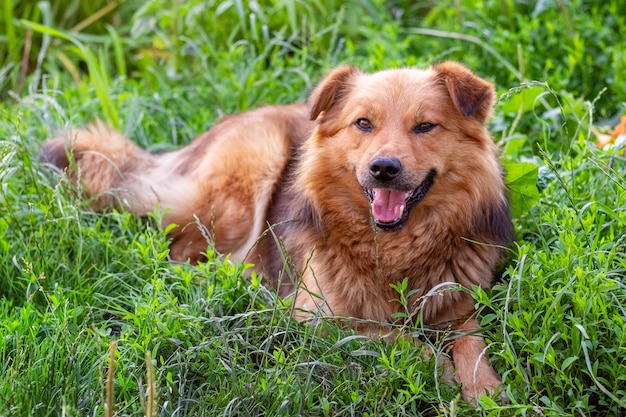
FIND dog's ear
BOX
[432,61,495,123]
[309,66,361,121]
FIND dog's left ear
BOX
[432,62,495,123]
[309,66,361,121]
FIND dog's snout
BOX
[369,157,402,182]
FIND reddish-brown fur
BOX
[41,62,514,402]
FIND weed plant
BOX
[1,0,625,415]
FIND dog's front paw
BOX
[459,368,508,405]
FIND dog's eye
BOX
[355,118,373,132]
[413,122,436,134]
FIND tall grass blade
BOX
[105,341,117,417]
[575,324,626,409]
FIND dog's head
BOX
[305,62,499,231]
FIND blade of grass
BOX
[54,50,81,83]
[21,18,120,126]
[575,324,626,408]
[4,0,17,62]
[105,340,116,417]
[106,24,126,77]
[145,350,156,417]
[71,1,120,33]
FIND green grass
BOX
[1,0,626,415]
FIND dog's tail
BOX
[41,121,189,215]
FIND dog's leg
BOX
[449,319,506,403]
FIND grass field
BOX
[1,0,626,415]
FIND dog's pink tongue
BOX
[371,188,405,222]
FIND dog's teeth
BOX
[399,204,405,218]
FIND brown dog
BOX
[42,62,514,402]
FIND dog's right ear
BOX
[309,66,361,121]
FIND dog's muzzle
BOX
[363,157,436,231]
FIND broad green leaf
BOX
[504,160,540,218]
[501,86,546,114]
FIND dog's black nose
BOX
[369,157,402,182]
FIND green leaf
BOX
[562,356,579,371]
[500,85,546,114]
[504,160,540,218]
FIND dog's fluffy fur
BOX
[42,62,514,401]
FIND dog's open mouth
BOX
[363,170,436,231]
